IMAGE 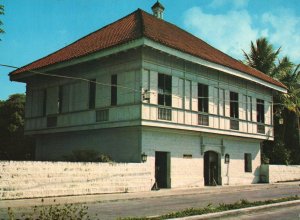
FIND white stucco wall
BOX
[0,161,153,200]
[260,164,300,183]
[221,139,261,185]
[142,127,261,188]
[142,128,203,188]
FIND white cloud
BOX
[183,7,258,60]
[262,10,300,62]
[209,0,249,9]
[183,7,300,63]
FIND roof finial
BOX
[151,0,165,20]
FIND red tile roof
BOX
[11,9,285,89]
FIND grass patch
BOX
[6,201,92,220]
[119,196,299,220]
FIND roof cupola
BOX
[151,1,165,20]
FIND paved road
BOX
[86,183,300,219]
[1,183,300,219]
[218,204,300,220]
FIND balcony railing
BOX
[257,124,265,134]
[198,114,209,126]
[230,119,239,130]
[158,107,172,121]
[96,109,109,122]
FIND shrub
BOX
[63,149,113,162]
[7,203,90,220]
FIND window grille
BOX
[230,119,239,130]
[158,107,172,121]
[198,114,209,126]
[96,109,109,122]
[257,124,265,134]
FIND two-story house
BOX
[10,2,286,188]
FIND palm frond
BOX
[272,57,294,79]
[0,5,4,15]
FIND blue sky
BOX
[0,0,299,100]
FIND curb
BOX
[171,199,300,219]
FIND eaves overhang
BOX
[10,36,287,94]
[142,38,287,93]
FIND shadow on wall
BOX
[253,166,261,183]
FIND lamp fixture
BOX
[279,118,284,125]
[141,152,147,163]
[225,154,230,164]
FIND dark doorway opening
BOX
[204,151,221,186]
[155,151,171,188]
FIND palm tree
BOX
[243,38,294,78]
[243,38,280,75]
[281,65,300,158]
[243,37,300,164]
[280,64,300,115]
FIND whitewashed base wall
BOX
[260,164,300,183]
[0,161,153,200]
[1,131,263,200]
[142,127,261,188]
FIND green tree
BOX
[0,94,35,160]
[280,65,300,163]
[243,37,300,164]
[0,4,4,38]
[243,38,294,78]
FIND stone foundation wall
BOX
[260,164,300,183]
[0,161,153,200]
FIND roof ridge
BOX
[137,9,146,37]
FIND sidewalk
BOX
[1,181,299,209]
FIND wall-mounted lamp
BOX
[279,118,284,125]
[141,152,147,163]
[225,154,230,164]
[142,89,150,101]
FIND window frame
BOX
[244,153,252,172]
[257,99,265,124]
[89,79,96,109]
[42,89,47,116]
[58,85,63,114]
[111,75,117,106]
[158,73,172,107]
[230,91,239,119]
[198,83,208,113]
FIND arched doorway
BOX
[204,151,221,186]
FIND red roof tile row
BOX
[11,9,285,89]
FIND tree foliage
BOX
[243,37,300,164]
[243,38,281,75]
[0,94,35,160]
